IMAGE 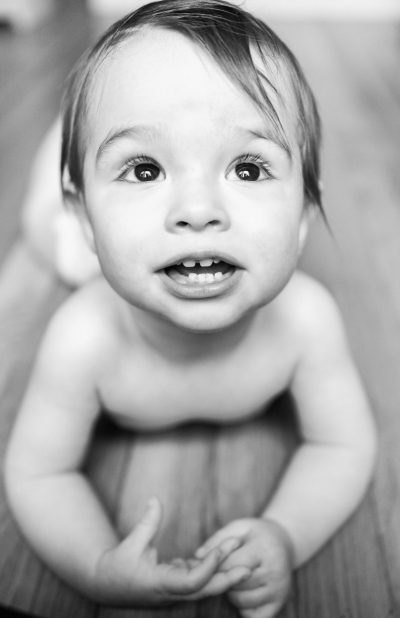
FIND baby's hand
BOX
[195,518,294,618]
[94,497,251,606]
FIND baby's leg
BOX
[20,118,100,287]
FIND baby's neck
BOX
[128,307,258,362]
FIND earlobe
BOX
[61,171,96,252]
[298,205,316,253]
[63,190,97,254]
[75,206,97,254]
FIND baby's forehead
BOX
[88,28,299,152]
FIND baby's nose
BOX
[165,185,230,233]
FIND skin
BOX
[5,29,376,618]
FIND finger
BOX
[130,496,163,555]
[169,558,187,568]
[215,536,242,564]
[195,522,249,558]
[208,545,261,576]
[168,539,240,574]
[231,572,266,591]
[191,536,242,568]
[159,546,232,595]
[184,566,252,600]
[227,563,267,590]
[228,585,271,609]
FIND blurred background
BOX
[0,1,400,617]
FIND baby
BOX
[5,1,377,617]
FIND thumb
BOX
[131,496,163,555]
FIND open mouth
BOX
[164,258,235,285]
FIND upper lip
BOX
[158,250,242,271]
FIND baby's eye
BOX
[235,162,261,181]
[133,163,160,182]
[227,155,275,182]
[118,157,164,183]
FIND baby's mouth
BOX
[164,258,235,285]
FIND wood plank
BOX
[284,20,400,615]
[0,0,91,266]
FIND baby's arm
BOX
[197,282,377,617]
[263,284,376,565]
[4,300,249,605]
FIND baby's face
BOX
[80,29,310,332]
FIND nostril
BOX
[209,220,220,227]
[177,221,188,228]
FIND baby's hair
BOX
[61,0,322,211]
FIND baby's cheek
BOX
[257,222,298,261]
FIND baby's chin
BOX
[159,302,256,335]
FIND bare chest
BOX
[99,348,293,430]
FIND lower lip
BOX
[158,268,243,299]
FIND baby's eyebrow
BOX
[242,127,292,161]
[95,123,292,166]
[96,125,163,166]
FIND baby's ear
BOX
[62,170,96,253]
[298,181,325,252]
[73,204,96,254]
[298,203,317,253]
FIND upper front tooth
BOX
[213,259,220,264]
[199,258,213,267]
[183,260,196,267]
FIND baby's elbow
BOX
[3,436,17,486]
[3,435,34,512]
[364,422,378,478]
[3,441,23,504]
[3,456,21,520]
[352,418,378,492]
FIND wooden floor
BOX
[0,2,400,616]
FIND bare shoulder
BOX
[280,271,364,407]
[280,273,375,458]
[5,281,126,478]
[279,270,347,350]
[283,270,341,320]
[37,277,123,384]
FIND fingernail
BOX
[239,569,251,582]
[226,538,240,551]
